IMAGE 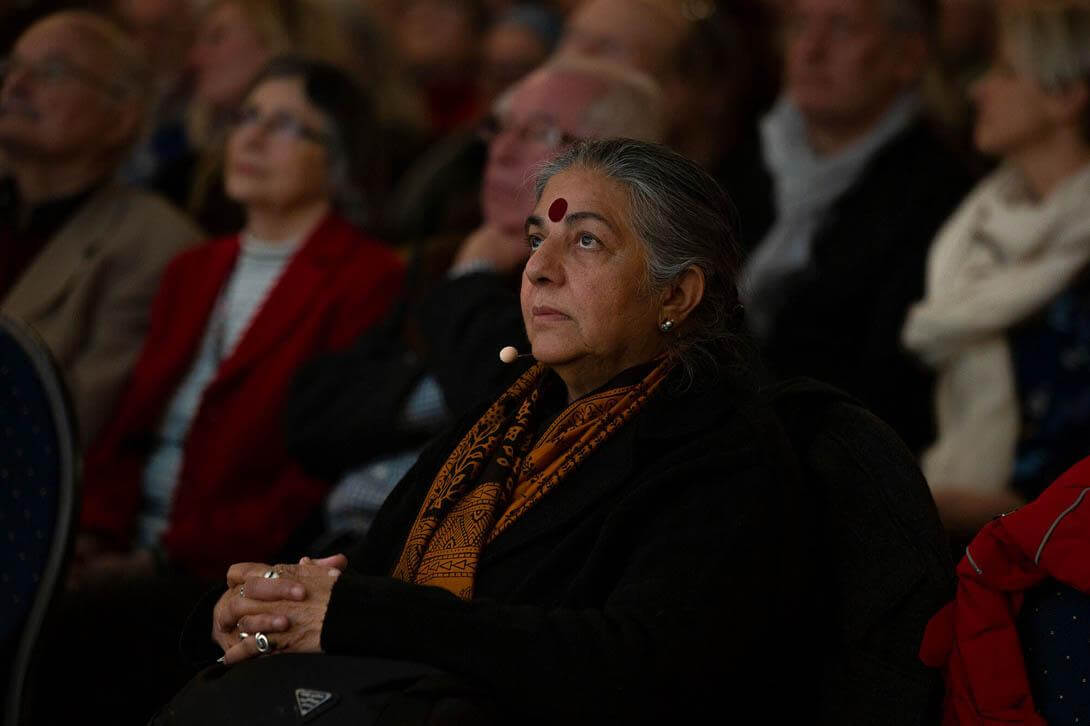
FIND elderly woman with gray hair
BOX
[903,0,1090,535]
[159,139,813,725]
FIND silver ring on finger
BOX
[239,631,250,640]
[238,585,245,598]
[254,632,272,653]
[262,569,280,579]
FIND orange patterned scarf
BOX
[392,359,673,599]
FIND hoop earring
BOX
[659,319,674,333]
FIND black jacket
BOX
[284,269,526,482]
[758,121,974,453]
[319,363,817,724]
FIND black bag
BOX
[151,653,500,726]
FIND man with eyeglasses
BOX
[0,11,201,446]
[284,58,663,545]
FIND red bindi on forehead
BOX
[548,197,567,222]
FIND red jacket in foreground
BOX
[80,214,403,580]
[920,456,1090,725]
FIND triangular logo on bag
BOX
[295,688,334,718]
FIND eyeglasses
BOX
[228,105,331,145]
[477,114,579,150]
[0,55,125,98]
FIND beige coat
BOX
[1,183,201,447]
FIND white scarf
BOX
[903,162,1090,493]
[742,94,921,337]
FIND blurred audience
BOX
[78,56,402,585]
[556,0,688,76]
[0,10,200,446]
[285,58,663,542]
[934,0,996,120]
[328,0,430,232]
[153,0,356,235]
[28,57,403,726]
[556,0,780,247]
[662,0,780,247]
[113,0,193,77]
[112,0,197,183]
[917,0,998,165]
[741,0,973,452]
[479,4,562,104]
[904,0,1090,535]
[384,2,560,243]
[389,0,780,248]
[395,0,488,134]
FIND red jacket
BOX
[81,214,403,580]
[920,456,1090,725]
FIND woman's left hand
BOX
[213,557,344,665]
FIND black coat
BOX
[319,363,817,724]
[758,121,974,453]
[284,269,525,482]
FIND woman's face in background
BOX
[189,1,273,110]
[971,36,1059,158]
[225,76,332,214]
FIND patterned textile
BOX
[1010,274,1090,501]
[1019,582,1090,724]
[392,359,672,599]
[0,327,63,646]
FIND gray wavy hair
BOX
[534,138,744,379]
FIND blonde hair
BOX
[1002,0,1090,92]
[1002,0,1090,140]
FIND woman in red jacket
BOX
[72,56,404,585]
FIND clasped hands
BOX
[212,553,347,665]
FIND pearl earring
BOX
[659,319,674,333]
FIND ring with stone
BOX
[254,632,272,653]
[262,569,280,579]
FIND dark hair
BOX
[535,138,745,381]
[246,55,377,225]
